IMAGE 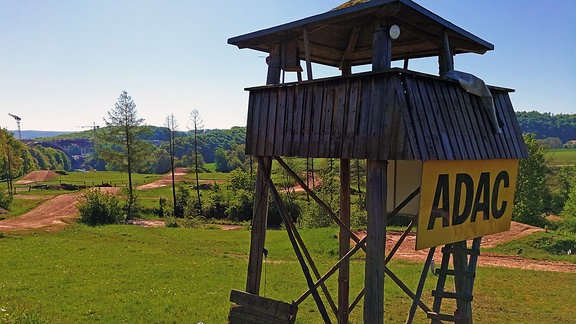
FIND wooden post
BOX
[246,44,281,295]
[364,20,391,324]
[363,160,388,323]
[339,159,351,324]
[246,157,272,294]
[439,30,454,76]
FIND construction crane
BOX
[8,113,22,140]
[78,122,100,131]
[78,122,100,142]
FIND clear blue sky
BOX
[1,0,574,132]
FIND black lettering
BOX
[471,172,491,221]
[427,174,450,230]
[452,173,473,225]
[492,171,509,219]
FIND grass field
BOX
[1,226,575,323]
[546,149,576,166]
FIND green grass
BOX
[1,197,47,219]
[0,226,575,323]
[546,149,576,166]
[485,231,576,263]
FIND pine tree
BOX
[96,90,151,217]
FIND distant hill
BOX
[515,111,576,143]
[10,130,74,140]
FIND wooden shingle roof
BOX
[228,0,494,68]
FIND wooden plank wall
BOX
[400,73,529,160]
[245,70,528,160]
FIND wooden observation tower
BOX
[227,0,528,323]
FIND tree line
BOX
[515,111,576,147]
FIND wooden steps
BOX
[427,238,482,324]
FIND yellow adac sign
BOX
[416,159,518,250]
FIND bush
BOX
[226,189,253,222]
[0,190,12,210]
[78,190,125,226]
[529,234,576,255]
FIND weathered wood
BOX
[296,236,368,306]
[343,79,360,158]
[364,160,388,324]
[274,85,287,156]
[230,290,294,320]
[364,19,391,323]
[266,44,281,85]
[275,157,364,248]
[244,70,528,160]
[339,159,351,324]
[340,25,362,70]
[245,157,271,294]
[407,247,436,324]
[259,157,332,323]
[255,91,270,156]
[303,28,313,81]
[439,30,454,76]
[265,88,278,157]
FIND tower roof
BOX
[228,0,494,68]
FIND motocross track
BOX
[1,174,574,272]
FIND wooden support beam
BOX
[303,28,313,81]
[295,236,368,306]
[266,44,281,85]
[339,159,351,324]
[407,247,437,324]
[275,157,363,248]
[339,25,362,71]
[363,160,388,324]
[246,157,272,294]
[258,157,332,323]
[364,19,391,323]
[385,220,414,264]
[439,30,454,76]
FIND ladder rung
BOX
[427,311,467,322]
[441,246,480,256]
[431,290,473,302]
[435,268,476,278]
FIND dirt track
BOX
[1,183,574,272]
[378,224,576,273]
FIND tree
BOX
[513,133,549,227]
[166,114,179,217]
[189,109,204,212]
[96,90,151,216]
[0,128,27,195]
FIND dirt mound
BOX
[15,170,59,184]
[0,193,82,232]
[136,168,188,190]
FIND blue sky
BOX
[1,0,574,131]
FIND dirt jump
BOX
[14,170,59,184]
[136,168,188,190]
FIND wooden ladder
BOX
[427,237,482,324]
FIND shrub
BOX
[226,189,253,222]
[529,234,576,255]
[0,191,12,210]
[78,189,125,226]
